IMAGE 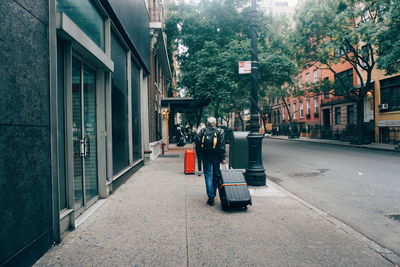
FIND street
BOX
[263,138,400,256]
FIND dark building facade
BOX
[0,1,53,265]
[0,0,153,265]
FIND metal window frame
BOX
[141,72,150,153]
[131,57,144,162]
[56,12,114,72]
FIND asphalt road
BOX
[263,138,400,256]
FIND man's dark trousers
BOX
[203,154,220,198]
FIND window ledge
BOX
[60,208,73,220]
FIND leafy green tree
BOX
[165,0,253,123]
[165,1,297,130]
[294,0,392,144]
[258,17,298,135]
[377,0,400,75]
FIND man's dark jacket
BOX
[198,126,225,162]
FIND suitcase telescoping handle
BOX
[220,163,228,170]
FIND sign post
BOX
[244,0,266,187]
[239,61,252,74]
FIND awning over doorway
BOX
[161,97,211,130]
[161,97,210,113]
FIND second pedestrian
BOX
[198,117,225,206]
[194,123,206,176]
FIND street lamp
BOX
[245,0,266,186]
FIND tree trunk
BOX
[261,114,268,134]
[353,97,365,145]
[282,97,296,138]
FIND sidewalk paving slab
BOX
[35,150,394,266]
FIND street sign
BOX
[378,120,400,127]
[239,61,251,74]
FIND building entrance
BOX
[72,57,98,211]
[323,109,331,127]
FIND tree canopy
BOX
[165,0,297,125]
[377,0,400,75]
[165,0,400,137]
[165,0,251,121]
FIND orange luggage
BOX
[184,149,196,174]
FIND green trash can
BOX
[229,131,249,169]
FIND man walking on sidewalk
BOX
[198,117,226,206]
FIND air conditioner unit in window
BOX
[379,104,388,110]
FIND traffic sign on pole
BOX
[239,61,251,74]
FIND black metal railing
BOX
[273,123,377,144]
[317,124,375,144]
[379,127,400,144]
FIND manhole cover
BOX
[159,154,180,158]
[387,214,400,223]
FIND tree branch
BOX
[369,44,376,68]
[343,52,360,68]
[343,39,370,70]
[325,63,347,90]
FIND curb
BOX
[267,136,400,154]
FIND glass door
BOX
[83,67,98,201]
[72,57,98,211]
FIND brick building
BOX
[271,60,367,140]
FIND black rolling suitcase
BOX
[218,168,252,210]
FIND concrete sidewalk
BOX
[268,135,400,153]
[35,150,396,266]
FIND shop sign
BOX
[239,61,251,74]
[378,120,400,127]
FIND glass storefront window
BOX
[56,0,105,50]
[131,61,142,162]
[380,76,400,112]
[111,32,129,174]
[83,67,98,201]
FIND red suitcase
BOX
[184,149,196,174]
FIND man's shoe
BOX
[198,171,202,176]
[207,197,215,206]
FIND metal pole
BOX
[245,0,266,186]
